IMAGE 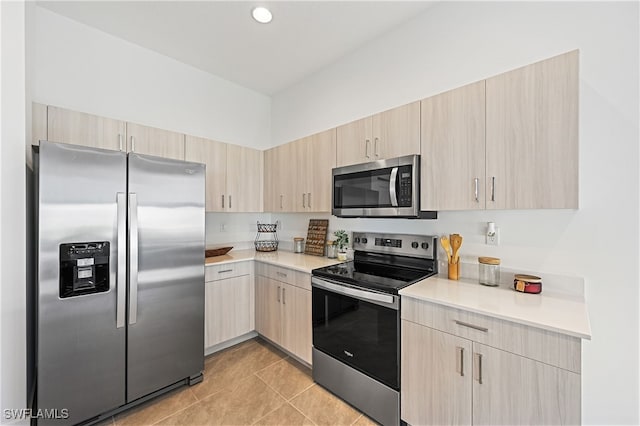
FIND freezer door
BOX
[35,142,127,425]
[127,153,205,402]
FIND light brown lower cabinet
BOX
[255,264,312,364]
[401,299,581,426]
[204,262,254,348]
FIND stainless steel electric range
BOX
[311,232,438,426]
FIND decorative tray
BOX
[205,246,233,257]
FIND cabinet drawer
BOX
[255,262,311,290]
[402,297,581,373]
[206,261,252,282]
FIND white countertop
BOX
[205,248,342,274]
[400,276,592,340]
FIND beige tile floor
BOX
[100,338,378,425]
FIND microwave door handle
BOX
[389,167,399,207]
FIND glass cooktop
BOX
[312,260,435,294]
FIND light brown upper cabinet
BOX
[185,135,227,212]
[47,106,126,152]
[336,102,420,167]
[126,122,185,161]
[421,81,486,211]
[294,129,337,212]
[264,129,336,213]
[226,144,263,212]
[264,142,297,212]
[485,50,579,209]
[421,50,578,211]
[186,136,263,212]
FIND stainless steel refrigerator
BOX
[32,141,205,425]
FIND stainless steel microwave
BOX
[332,154,437,219]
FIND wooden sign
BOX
[304,219,329,256]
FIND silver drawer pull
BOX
[276,271,287,277]
[218,269,233,274]
[475,353,484,384]
[456,346,465,377]
[454,320,488,333]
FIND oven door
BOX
[332,155,419,218]
[311,277,400,390]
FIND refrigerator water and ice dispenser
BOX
[59,242,110,298]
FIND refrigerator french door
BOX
[34,141,205,425]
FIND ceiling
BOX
[37,1,436,95]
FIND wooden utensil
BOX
[440,236,452,263]
[450,234,463,263]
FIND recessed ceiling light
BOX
[252,6,272,24]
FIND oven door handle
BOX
[312,277,398,310]
[389,167,399,207]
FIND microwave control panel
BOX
[398,165,412,207]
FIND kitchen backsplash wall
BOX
[205,212,271,249]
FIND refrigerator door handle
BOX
[116,192,127,328]
[128,192,139,325]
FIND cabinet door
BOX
[47,106,125,151]
[472,343,580,425]
[486,50,578,209]
[401,320,472,426]
[185,135,226,212]
[255,276,282,344]
[204,275,252,348]
[263,148,277,212]
[226,144,263,212]
[306,129,336,213]
[281,284,312,364]
[421,82,486,211]
[372,101,420,161]
[271,142,297,212]
[293,138,309,212]
[336,116,372,167]
[126,122,185,160]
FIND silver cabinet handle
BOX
[277,286,281,303]
[389,167,398,207]
[280,195,283,209]
[454,320,488,333]
[276,271,287,278]
[374,137,379,157]
[456,346,465,377]
[218,269,233,274]
[128,193,139,325]
[307,193,311,208]
[282,287,286,305]
[475,353,484,384]
[222,194,225,208]
[474,178,479,202]
[491,176,496,202]
[365,139,371,158]
[229,195,232,209]
[116,193,126,328]
[118,134,123,152]
[130,136,136,152]
[302,193,306,208]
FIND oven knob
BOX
[411,241,419,249]
[354,237,361,244]
[361,238,368,244]
[421,242,429,250]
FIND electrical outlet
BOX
[220,223,226,232]
[486,228,500,245]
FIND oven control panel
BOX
[352,232,436,259]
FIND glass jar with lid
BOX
[326,241,337,259]
[478,257,501,287]
[293,237,304,253]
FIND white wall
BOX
[1,0,27,421]
[272,2,639,424]
[32,6,271,149]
